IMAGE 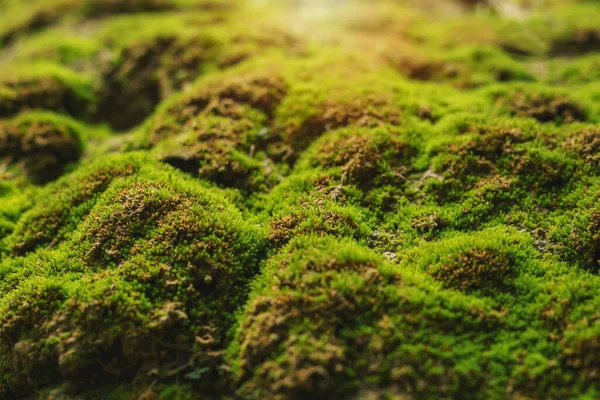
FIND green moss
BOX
[0,63,94,119]
[2,0,600,398]
[410,227,534,293]
[0,154,265,397]
[0,111,84,183]
[295,126,416,187]
[6,153,142,256]
[228,235,507,399]
[136,69,285,146]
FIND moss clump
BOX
[141,71,286,145]
[0,72,91,119]
[255,170,375,249]
[0,112,83,183]
[3,0,600,398]
[431,246,513,291]
[424,122,580,211]
[564,128,600,174]
[229,235,505,399]
[280,93,401,152]
[503,90,588,124]
[412,227,531,293]
[152,116,281,193]
[425,126,528,202]
[297,127,415,188]
[6,154,141,256]
[267,204,370,249]
[0,1,75,47]
[0,156,265,398]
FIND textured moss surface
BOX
[1,0,600,398]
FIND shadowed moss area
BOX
[2,0,600,398]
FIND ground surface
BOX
[1,0,600,398]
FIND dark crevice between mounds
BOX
[454,0,491,8]
[94,35,221,131]
[82,0,178,18]
[498,43,534,57]
[162,155,199,176]
[505,91,587,124]
[94,43,165,131]
[549,28,600,57]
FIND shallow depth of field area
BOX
[1,0,600,399]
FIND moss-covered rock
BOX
[2,0,600,398]
[229,235,506,399]
[0,155,265,398]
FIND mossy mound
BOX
[0,68,93,119]
[0,112,83,183]
[229,235,506,399]
[2,0,600,398]
[0,154,265,398]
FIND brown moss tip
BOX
[0,114,82,183]
[0,76,85,119]
[411,211,446,234]
[564,128,600,173]
[314,132,412,186]
[284,96,401,151]
[148,72,286,143]
[507,91,587,124]
[9,155,139,256]
[430,247,513,291]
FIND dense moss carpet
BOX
[1,0,600,398]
